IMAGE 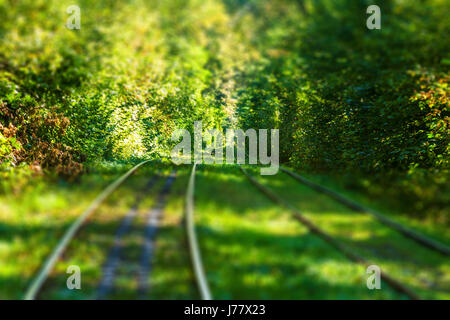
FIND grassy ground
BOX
[296,170,450,245]
[0,162,447,299]
[0,162,138,299]
[149,165,198,299]
[251,167,450,299]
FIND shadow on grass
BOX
[193,165,406,299]
[243,166,450,299]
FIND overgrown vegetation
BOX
[0,0,448,222]
[235,0,449,221]
[0,0,250,176]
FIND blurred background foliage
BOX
[0,0,448,222]
[0,0,247,171]
[234,0,449,222]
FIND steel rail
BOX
[185,163,213,300]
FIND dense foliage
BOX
[234,0,449,220]
[0,0,448,220]
[0,0,251,175]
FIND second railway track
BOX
[240,166,421,300]
[280,166,450,256]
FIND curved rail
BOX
[280,166,450,256]
[185,163,213,300]
[240,166,420,300]
[23,159,152,300]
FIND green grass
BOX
[251,167,450,299]
[0,165,129,299]
[294,169,450,245]
[40,168,160,299]
[150,165,198,299]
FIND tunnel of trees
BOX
[0,0,449,222]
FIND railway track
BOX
[238,165,450,299]
[137,172,177,298]
[240,166,421,300]
[23,161,210,300]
